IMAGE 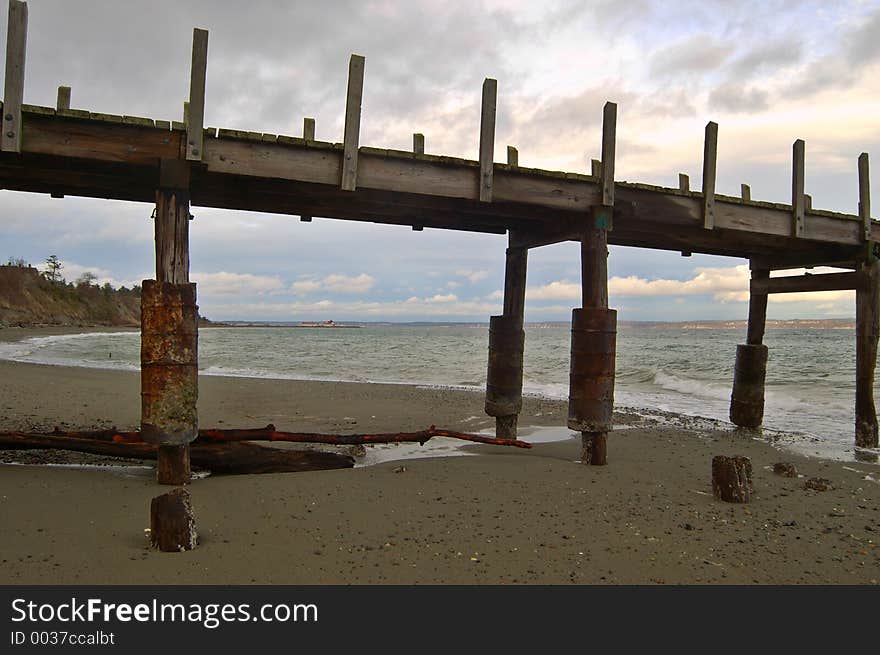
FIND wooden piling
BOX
[185,28,208,161]
[486,238,527,438]
[792,139,805,237]
[1,0,27,153]
[479,78,497,202]
[730,268,769,428]
[56,86,71,112]
[143,159,198,485]
[341,54,365,191]
[856,260,880,449]
[150,487,197,552]
[702,121,718,229]
[570,215,615,465]
[711,455,752,503]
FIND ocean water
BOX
[0,324,876,461]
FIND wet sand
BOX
[1,327,879,584]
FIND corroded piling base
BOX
[729,343,768,428]
[485,315,525,438]
[568,307,616,465]
[141,280,198,484]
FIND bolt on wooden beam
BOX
[792,139,805,237]
[741,183,751,203]
[341,54,365,191]
[859,153,871,241]
[56,86,70,111]
[479,78,497,202]
[303,117,315,141]
[2,0,27,153]
[600,101,617,207]
[507,145,518,167]
[679,173,690,192]
[185,29,208,161]
[702,121,718,229]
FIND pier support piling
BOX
[569,217,616,465]
[485,239,527,439]
[730,267,769,428]
[856,260,880,449]
[142,160,198,485]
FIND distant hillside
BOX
[0,264,143,327]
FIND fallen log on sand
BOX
[0,425,531,475]
[0,432,354,474]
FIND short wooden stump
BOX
[711,455,752,503]
[150,487,198,552]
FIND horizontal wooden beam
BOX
[752,271,865,295]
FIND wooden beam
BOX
[741,183,751,203]
[601,101,617,206]
[702,121,718,229]
[792,139,805,237]
[859,152,871,241]
[591,159,601,177]
[747,268,769,344]
[678,173,689,192]
[479,77,497,202]
[413,133,424,155]
[56,86,71,112]
[751,271,864,295]
[507,145,518,168]
[341,54,365,191]
[302,117,315,141]
[186,28,209,161]
[2,0,27,153]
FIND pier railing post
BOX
[142,159,198,485]
[485,235,527,439]
[730,267,769,428]
[856,259,880,449]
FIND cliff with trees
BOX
[1,257,142,327]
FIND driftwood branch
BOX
[197,424,533,449]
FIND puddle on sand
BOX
[0,462,211,480]
[355,424,634,467]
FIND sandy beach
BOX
[1,327,879,584]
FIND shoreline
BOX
[1,326,879,584]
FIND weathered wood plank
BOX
[741,183,751,203]
[679,173,689,192]
[702,121,718,229]
[601,101,617,206]
[751,271,864,294]
[22,115,181,164]
[56,86,71,112]
[413,133,425,155]
[186,28,209,161]
[2,0,27,152]
[792,139,805,237]
[859,153,871,241]
[341,54,365,191]
[479,78,497,202]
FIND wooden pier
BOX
[2,0,878,484]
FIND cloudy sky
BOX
[2,0,879,322]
